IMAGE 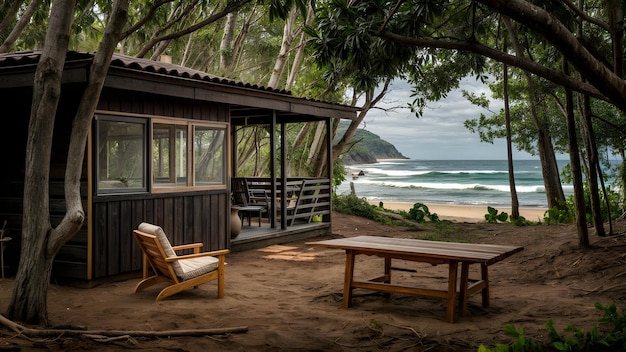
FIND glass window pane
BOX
[153,124,187,186]
[194,126,225,185]
[97,119,145,191]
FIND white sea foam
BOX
[342,159,583,207]
[353,179,547,193]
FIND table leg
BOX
[383,257,392,298]
[481,263,489,307]
[446,261,458,323]
[459,262,470,317]
[384,257,391,283]
[343,250,356,308]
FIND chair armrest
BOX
[173,243,203,254]
[172,243,203,251]
[165,249,230,262]
[249,189,269,204]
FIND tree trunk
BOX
[220,12,238,72]
[0,0,43,53]
[0,1,24,37]
[285,4,314,90]
[536,125,566,209]
[503,63,519,220]
[6,0,77,326]
[579,94,605,236]
[503,17,565,209]
[564,59,589,247]
[7,0,129,326]
[267,8,298,88]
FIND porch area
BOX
[230,220,330,252]
[229,176,333,251]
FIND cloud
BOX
[359,78,538,160]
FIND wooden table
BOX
[307,236,523,323]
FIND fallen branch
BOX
[0,313,248,339]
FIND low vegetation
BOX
[487,186,625,226]
[479,303,626,352]
[332,194,442,226]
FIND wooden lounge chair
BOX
[133,222,229,301]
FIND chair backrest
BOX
[232,178,251,206]
[135,222,184,278]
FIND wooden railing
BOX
[232,177,331,227]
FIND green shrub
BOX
[545,302,626,351]
[485,206,509,223]
[408,202,440,223]
[479,303,626,352]
[332,193,379,220]
[478,324,542,352]
[563,186,625,224]
[544,206,571,224]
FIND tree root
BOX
[0,313,248,341]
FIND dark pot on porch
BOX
[231,207,242,238]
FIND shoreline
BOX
[371,201,547,223]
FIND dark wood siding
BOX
[90,192,228,279]
[0,82,231,282]
[97,88,229,123]
[88,89,231,280]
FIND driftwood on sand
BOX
[0,313,248,341]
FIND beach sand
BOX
[373,201,547,223]
[3,212,626,351]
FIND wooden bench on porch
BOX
[233,177,331,227]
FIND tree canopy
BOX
[307,0,626,116]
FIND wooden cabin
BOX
[0,51,357,283]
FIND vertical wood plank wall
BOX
[87,89,230,280]
[91,192,228,279]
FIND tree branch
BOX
[476,0,626,114]
[377,31,610,105]
[0,312,248,339]
[135,0,254,58]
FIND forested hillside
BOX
[336,122,407,164]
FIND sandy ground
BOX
[0,209,625,351]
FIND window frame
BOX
[151,117,228,193]
[94,114,148,195]
[93,112,229,196]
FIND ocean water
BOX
[336,159,576,208]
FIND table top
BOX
[308,236,523,265]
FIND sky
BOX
[359,78,540,160]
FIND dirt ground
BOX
[1,212,626,351]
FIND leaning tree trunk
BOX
[7,0,129,325]
[0,0,43,53]
[219,12,238,72]
[6,0,77,326]
[326,80,392,174]
[285,4,314,90]
[267,8,298,88]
